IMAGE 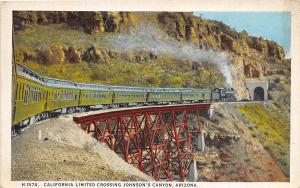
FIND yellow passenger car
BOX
[78,84,113,106]
[112,86,147,104]
[44,77,80,112]
[181,89,211,102]
[147,88,181,103]
[13,64,47,125]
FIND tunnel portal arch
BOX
[253,87,265,101]
[245,80,268,101]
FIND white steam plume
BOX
[108,24,233,87]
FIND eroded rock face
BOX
[13,11,137,34]
[64,47,81,64]
[13,11,68,30]
[244,64,261,78]
[36,47,64,65]
[231,59,250,100]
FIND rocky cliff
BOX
[13,11,287,100]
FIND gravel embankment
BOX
[11,113,152,181]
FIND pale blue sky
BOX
[193,12,291,56]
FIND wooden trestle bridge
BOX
[73,103,213,181]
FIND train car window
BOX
[17,84,20,100]
[35,87,38,102]
[16,83,19,101]
[31,87,35,102]
[24,85,30,104]
[21,84,24,100]
[54,91,58,101]
[32,87,37,102]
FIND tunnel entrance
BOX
[253,87,264,101]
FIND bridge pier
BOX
[208,108,214,119]
[187,160,198,182]
[197,133,206,152]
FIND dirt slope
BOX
[195,103,288,181]
[11,114,152,181]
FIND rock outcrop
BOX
[13,11,137,34]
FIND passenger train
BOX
[12,63,236,133]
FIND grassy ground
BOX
[237,103,290,176]
[14,24,108,49]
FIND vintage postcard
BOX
[1,0,300,188]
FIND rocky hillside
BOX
[13,11,287,100]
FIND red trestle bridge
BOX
[73,103,212,181]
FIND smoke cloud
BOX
[108,24,233,86]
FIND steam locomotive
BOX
[12,63,236,132]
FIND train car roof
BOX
[110,85,147,92]
[147,87,211,92]
[16,63,45,84]
[77,83,111,91]
[43,77,78,89]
